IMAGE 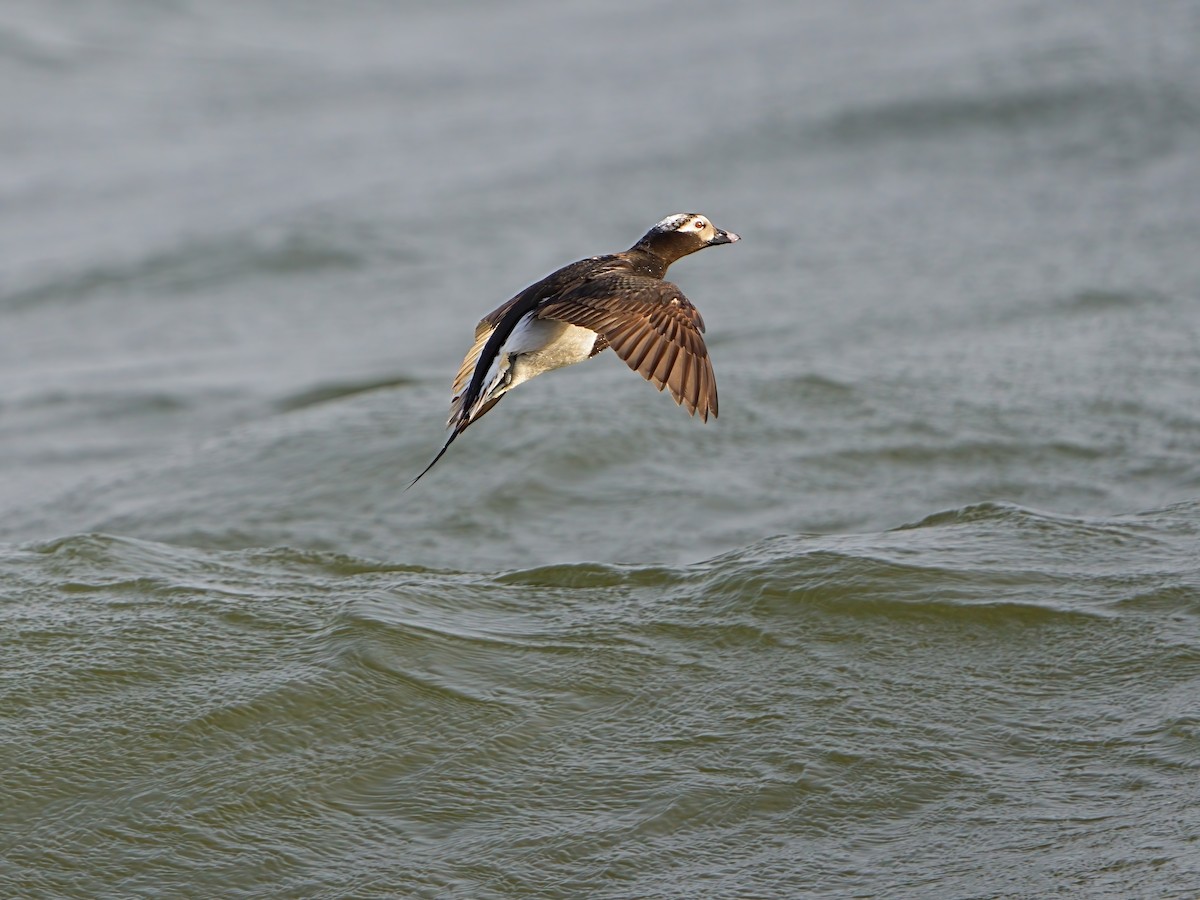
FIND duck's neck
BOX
[623,246,672,280]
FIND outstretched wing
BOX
[446,255,626,429]
[537,275,717,421]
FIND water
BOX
[2,1,1199,897]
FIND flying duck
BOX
[410,212,740,486]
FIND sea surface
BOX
[3,1,1200,897]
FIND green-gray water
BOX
[3,1,1199,897]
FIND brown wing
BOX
[537,275,717,421]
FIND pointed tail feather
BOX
[407,391,508,489]
[406,426,464,490]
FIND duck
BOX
[409,212,740,487]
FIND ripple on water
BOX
[3,500,1200,896]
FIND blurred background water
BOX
[2,1,1199,897]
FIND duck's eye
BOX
[694,220,706,230]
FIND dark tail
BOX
[406,426,464,490]
[406,394,507,490]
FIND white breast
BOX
[504,315,599,389]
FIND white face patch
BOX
[652,212,714,241]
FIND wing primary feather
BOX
[654,342,679,391]
[642,340,668,387]
[676,353,693,410]
[627,329,658,371]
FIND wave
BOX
[815,82,1111,143]
[0,222,373,312]
[9,499,1196,642]
[273,375,418,413]
[5,500,1198,898]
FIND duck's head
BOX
[633,213,740,263]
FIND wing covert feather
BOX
[537,275,717,421]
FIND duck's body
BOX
[410,213,739,486]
